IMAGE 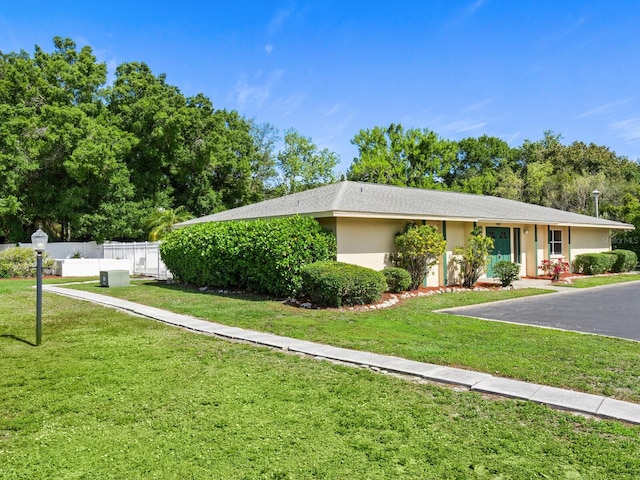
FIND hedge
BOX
[381,267,412,293]
[300,261,386,307]
[0,247,55,278]
[160,216,337,297]
[572,253,617,275]
[609,249,638,273]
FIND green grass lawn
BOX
[2,278,640,478]
[68,279,640,404]
[556,273,640,288]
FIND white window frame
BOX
[550,229,563,256]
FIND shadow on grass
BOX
[1,334,36,346]
[92,279,283,303]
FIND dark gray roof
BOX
[176,181,633,230]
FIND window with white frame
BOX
[550,229,563,256]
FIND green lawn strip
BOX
[556,273,640,288]
[66,281,640,403]
[2,280,640,477]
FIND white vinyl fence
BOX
[103,241,172,279]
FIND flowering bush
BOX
[538,259,570,280]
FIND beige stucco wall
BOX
[333,217,443,287]
[571,227,611,258]
[324,216,618,285]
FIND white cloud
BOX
[441,119,487,134]
[265,44,274,54]
[610,118,640,141]
[234,70,284,108]
[462,97,494,113]
[577,99,634,118]
[268,8,292,35]
[321,103,343,116]
[463,0,487,16]
[276,92,306,116]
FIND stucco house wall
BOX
[175,181,633,287]
[571,227,611,258]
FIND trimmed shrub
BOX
[160,216,336,297]
[300,261,386,307]
[453,227,494,288]
[0,247,54,278]
[573,253,616,275]
[492,261,521,287]
[392,224,446,290]
[381,267,412,293]
[609,249,638,273]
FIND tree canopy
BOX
[0,37,337,242]
[2,37,639,248]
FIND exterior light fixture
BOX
[592,190,600,218]
[31,228,48,346]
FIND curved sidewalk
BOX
[44,284,640,425]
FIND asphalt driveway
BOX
[439,281,640,341]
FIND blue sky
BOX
[2,1,640,173]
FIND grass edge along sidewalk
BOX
[44,284,640,425]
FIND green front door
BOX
[486,227,511,277]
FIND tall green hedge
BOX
[572,253,616,275]
[160,216,336,297]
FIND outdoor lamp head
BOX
[592,189,600,199]
[31,228,49,253]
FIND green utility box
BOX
[100,270,130,287]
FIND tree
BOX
[392,224,446,290]
[453,227,494,288]
[347,124,456,188]
[144,206,194,241]
[276,129,338,194]
[446,135,517,195]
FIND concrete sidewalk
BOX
[44,284,640,425]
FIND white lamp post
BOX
[31,228,48,346]
[592,190,600,218]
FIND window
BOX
[550,229,562,256]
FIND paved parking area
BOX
[439,281,640,341]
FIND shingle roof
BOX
[176,181,634,230]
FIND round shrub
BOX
[0,247,54,278]
[160,216,336,297]
[381,267,412,293]
[300,261,386,307]
[492,260,520,287]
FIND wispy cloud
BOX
[611,118,640,141]
[441,119,487,134]
[264,44,274,54]
[441,0,488,32]
[320,102,343,116]
[268,8,292,35]
[463,0,488,16]
[234,70,284,108]
[462,97,493,113]
[577,99,633,118]
[276,92,306,116]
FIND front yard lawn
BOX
[68,280,640,404]
[556,273,640,288]
[2,278,640,478]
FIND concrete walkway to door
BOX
[43,284,640,425]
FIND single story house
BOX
[175,181,634,287]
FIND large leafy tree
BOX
[276,129,338,194]
[0,37,281,242]
[347,123,455,188]
[0,37,137,242]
